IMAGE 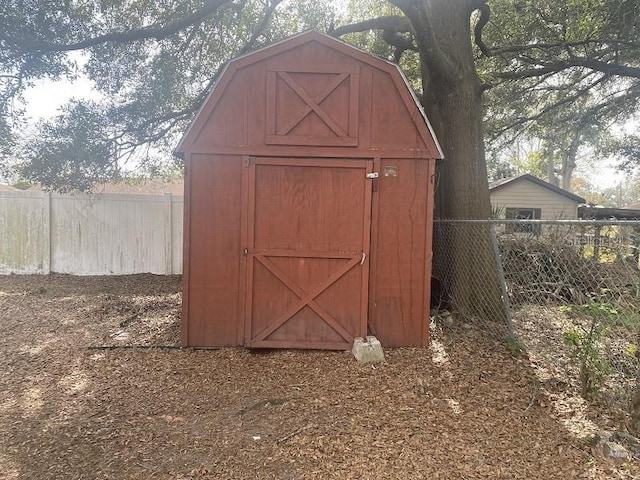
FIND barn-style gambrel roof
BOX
[175,30,443,159]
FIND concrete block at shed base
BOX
[602,441,630,462]
[352,336,385,364]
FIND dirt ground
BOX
[0,274,638,479]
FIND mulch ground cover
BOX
[0,274,637,479]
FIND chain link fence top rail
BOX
[433,219,640,410]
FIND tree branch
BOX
[382,30,418,63]
[388,0,458,82]
[486,39,640,57]
[19,0,235,54]
[329,15,415,63]
[491,75,609,137]
[497,57,640,80]
[472,4,640,81]
[237,0,283,55]
[114,0,281,149]
[472,0,491,56]
[568,56,640,79]
[328,16,411,37]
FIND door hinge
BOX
[366,172,379,179]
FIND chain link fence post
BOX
[489,222,515,342]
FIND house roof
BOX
[579,206,640,220]
[489,174,586,204]
[174,30,443,158]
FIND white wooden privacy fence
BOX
[0,190,183,275]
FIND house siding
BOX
[490,181,580,220]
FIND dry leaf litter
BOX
[0,274,638,479]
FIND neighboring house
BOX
[490,174,586,233]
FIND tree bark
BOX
[561,133,581,191]
[545,142,559,186]
[390,0,489,216]
[392,0,507,326]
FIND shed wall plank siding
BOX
[369,159,433,347]
[490,182,580,220]
[0,191,183,275]
[177,31,442,349]
[184,155,243,347]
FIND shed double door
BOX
[243,157,373,349]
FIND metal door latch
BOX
[360,251,367,265]
[366,172,379,179]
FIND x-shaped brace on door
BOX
[276,72,350,137]
[251,254,361,343]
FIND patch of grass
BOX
[561,292,618,399]
[505,334,524,355]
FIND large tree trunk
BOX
[545,141,559,186]
[392,0,508,326]
[560,133,580,191]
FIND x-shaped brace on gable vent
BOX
[276,71,350,137]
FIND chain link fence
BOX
[433,219,640,414]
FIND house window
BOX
[506,207,541,235]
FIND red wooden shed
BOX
[175,31,443,349]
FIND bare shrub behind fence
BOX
[434,219,640,410]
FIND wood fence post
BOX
[42,191,51,274]
[164,192,173,274]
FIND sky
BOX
[22,76,96,122]
[575,158,625,190]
